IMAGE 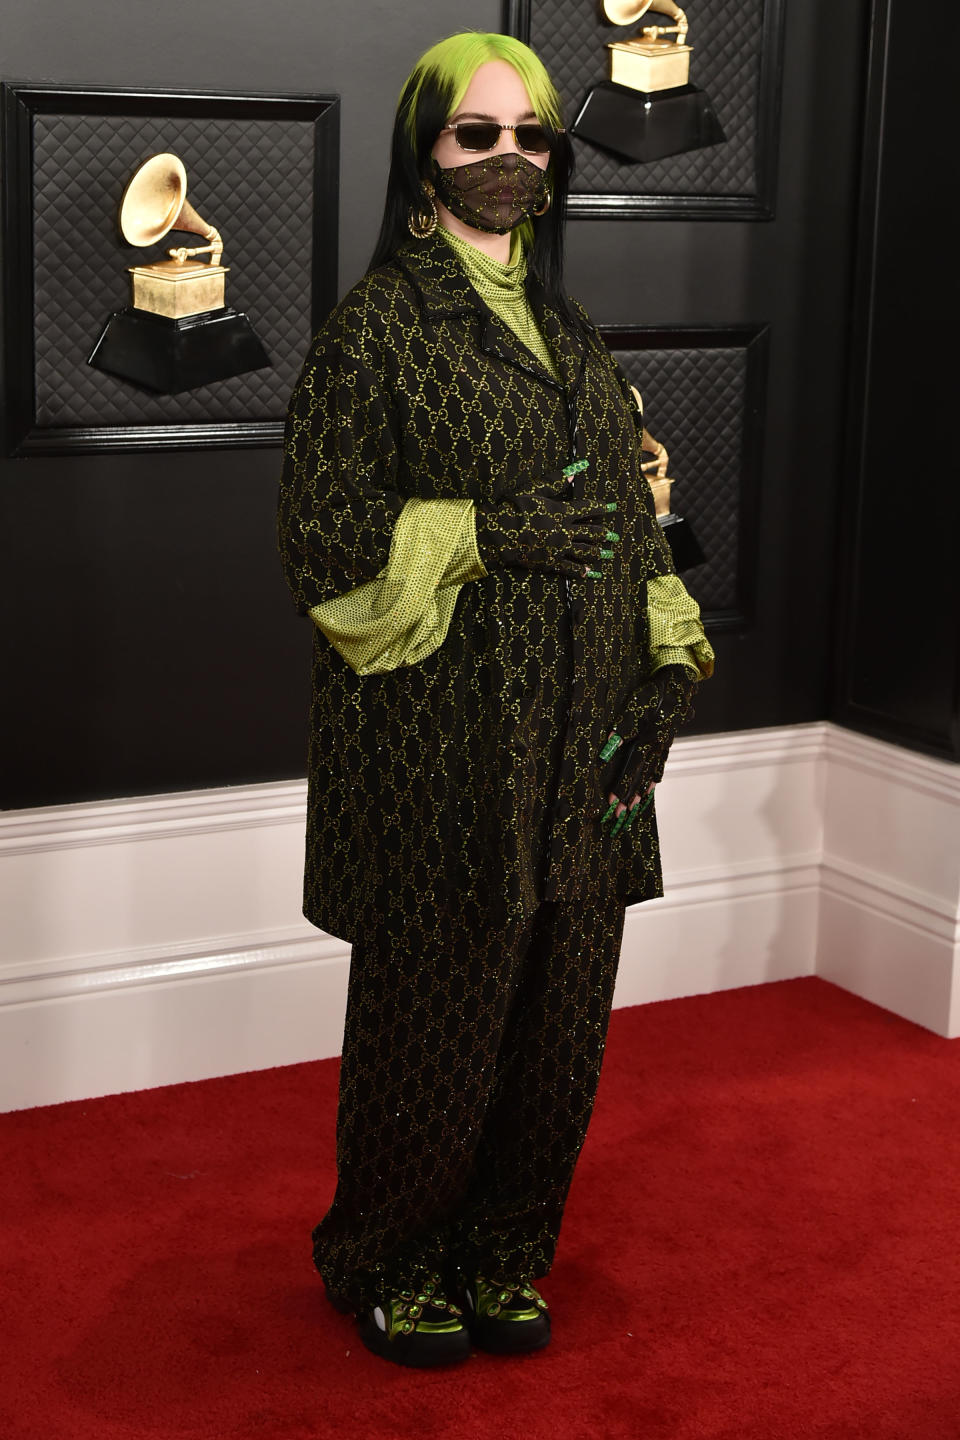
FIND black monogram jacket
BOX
[278,229,683,942]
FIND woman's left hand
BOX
[602,781,656,836]
[599,665,697,836]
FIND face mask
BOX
[431,152,549,235]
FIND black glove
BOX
[475,461,620,581]
[600,664,697,834]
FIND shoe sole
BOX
[356,1314,472,1368]
[465,1311,552,1355]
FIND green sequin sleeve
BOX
[646,573,715,680]
[308,496,487,675]
[279,278,491,675]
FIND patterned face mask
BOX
[431,153,549,235]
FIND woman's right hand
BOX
[474,462,620,580]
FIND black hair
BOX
[367,44,586,336]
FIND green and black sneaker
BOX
[352,1277,471,1369]
[459,1273,551,1354]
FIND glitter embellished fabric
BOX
[278,228,688,935]
[277,227,710,1308]
[315,894,627,1308]
[308,495,486,675]
[646,573,715,678]
[438,225,559,378]
[432,152,549,234]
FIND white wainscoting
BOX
[1,722,957,1110]
[818,727,960,1039]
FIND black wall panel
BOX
[605,326,768,626]
[1,0,871,808]
[2,90,338,453]
[832,0,959,759]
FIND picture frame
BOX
[503,0,785,220]
[600,323,769,629]
[1,83,339,455]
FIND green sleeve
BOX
[308,497,487,676]
[647,573,715,680]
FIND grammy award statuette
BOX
[88,152,271,394]
[572,1,725,165]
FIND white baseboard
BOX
[817,727,960,1039]
[1,721,957,1110]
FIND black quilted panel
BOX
[610,343,750,615]
[32,112,321,427]
[525,0,766,198]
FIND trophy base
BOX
[658,513,707,572]
[572,81,725,164]
[87,306,271,394]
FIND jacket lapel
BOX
[531,284,588,402]
[395,233,585,398]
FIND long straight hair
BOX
[368,32,584,332]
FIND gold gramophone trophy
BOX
[572,1,724,164]
[634,387,706,570]
[88,152,270,393]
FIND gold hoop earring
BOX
[532,188,552,217]
[408,180,438,238]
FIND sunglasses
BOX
[438,121,561,155]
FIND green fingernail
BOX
[601,800,618,826]
[638,791,655,816]
[605,502,618,512]
[624,808,637,831]
[586,569,601,579]
[605,531,620,542]
[611,809,628,836]
[600,734,622,760]
[562,458,589,476]
[600,548,614,560]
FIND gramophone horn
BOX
[602,0,654,24]
[118,152,222,264]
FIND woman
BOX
[278,31,714,1369]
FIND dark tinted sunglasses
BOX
[438,121,561,155]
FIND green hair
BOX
[402,31,564,140]
[369,30,583,335]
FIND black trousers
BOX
[312,891,628,1309]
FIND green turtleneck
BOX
[310,225,714,684]
[438,225,559,381]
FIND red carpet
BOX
[2,976,959,1440]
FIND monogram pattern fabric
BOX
[432,153,550,234]
[278,231,699,1307]
[278,229,681,945]
[314,894,627,1308]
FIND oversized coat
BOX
[278,228,680,945]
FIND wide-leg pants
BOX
[312,890,627,1310]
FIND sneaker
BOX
[354,1278,471,1369]
[459,1274,551,1354]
